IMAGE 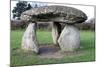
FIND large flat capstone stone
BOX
[20,5,87,24]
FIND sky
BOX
[11,1,95,21]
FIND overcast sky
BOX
[11,1,95,21]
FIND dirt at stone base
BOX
[38,44,63,59]
[38,44,82,59]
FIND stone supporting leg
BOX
[52,22,62,45]
[21,23,39,53]
[58,24,80,51]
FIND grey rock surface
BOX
[20,5,87,23]
[52,22,61,45]
[58,24,80,51]
[21,23,39,53]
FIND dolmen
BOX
[20,5,87,53]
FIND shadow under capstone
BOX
[37,44,64,59]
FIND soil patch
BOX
[38,44,64,59]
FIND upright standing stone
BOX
[58,24,80,51]
[52,22,61,45]
[21,23,39,53]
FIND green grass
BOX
[11,30,95,66]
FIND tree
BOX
[26,4,32,10]
[12,1,32,20]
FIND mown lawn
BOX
[10,30,95,66]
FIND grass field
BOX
[11,30,95,66]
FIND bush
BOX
[11,20,28,30]
[11,18,95,31]
[75,18,95,30]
